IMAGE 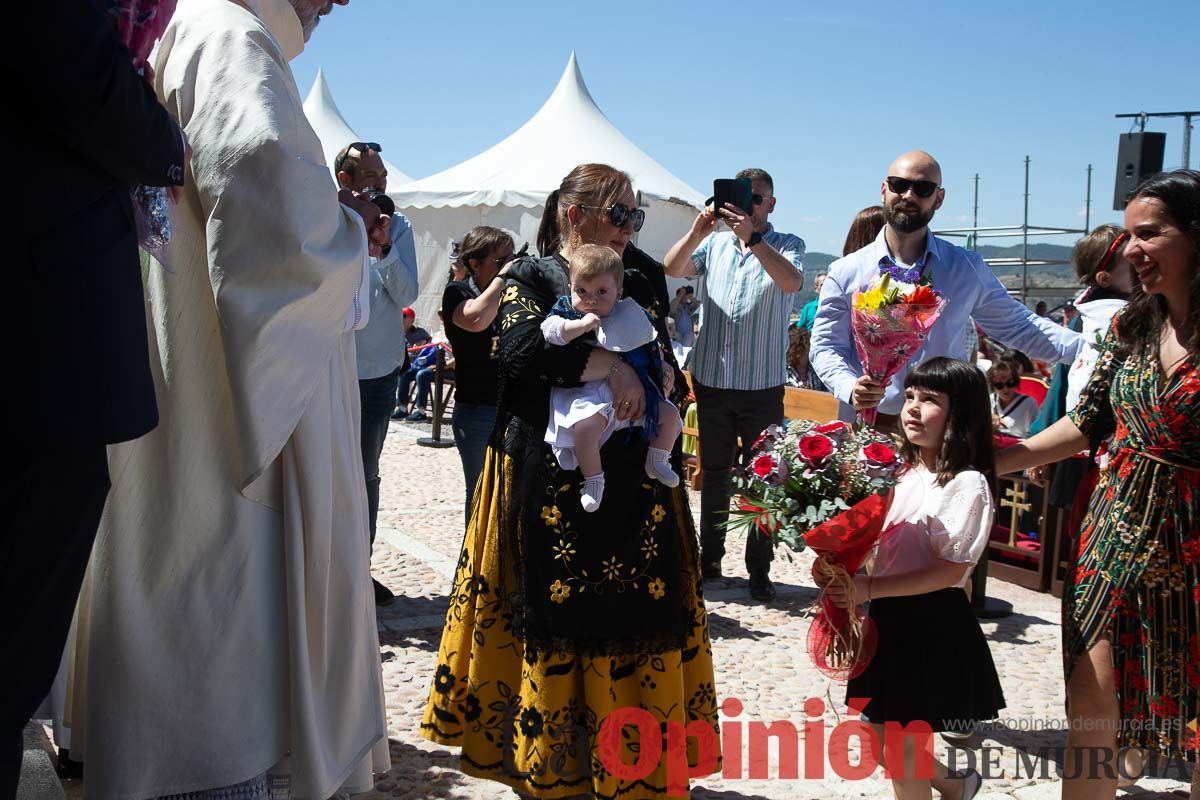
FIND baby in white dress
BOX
[540,245,682,511]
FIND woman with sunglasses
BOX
[441,226,515,526]
[987,360,1037,438]
[997,170,1200,800]
[420,163,717,799]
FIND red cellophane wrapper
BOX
[851,301,945,425]
[803,492,892,681]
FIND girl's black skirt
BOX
[846,586,1005,732]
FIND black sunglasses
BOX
[992,378,1020,389]
[886,176,940,199]
[583,203,646,232]
[751,193,766,206]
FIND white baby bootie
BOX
[581,473,606,512]
[644,447,680,487]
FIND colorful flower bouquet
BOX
[728,420,902,680]
[852,264,946,425]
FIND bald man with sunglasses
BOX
[810,150,1082,429]
[664,167,805,602]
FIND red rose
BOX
[861,442,898,468]
[797,434,834,466]
[749,453,789,486]
[751,453,779,479]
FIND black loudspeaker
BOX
[1113,132,1166,210]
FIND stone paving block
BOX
[355,421,1197,798]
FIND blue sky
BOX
[292,0,1198,257]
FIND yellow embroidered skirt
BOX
[421,438,720,799]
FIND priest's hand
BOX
[339,189,392,257]
[851,375,884,411]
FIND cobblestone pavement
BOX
[362,420,1195,800]
[48,418,1194,800]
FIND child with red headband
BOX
[1066,225,1134,410]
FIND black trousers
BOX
[693,381,784,573]
[0,438,110,797]
[360,369,399,546]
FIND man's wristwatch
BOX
[745,231,763,248]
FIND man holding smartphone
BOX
[336,140,419,607]
[664,168,805,601]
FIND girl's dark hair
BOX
[1114,169,1200,357]
[842,205,886,256]
[900,357,995,486]
[458,226,514,277]
[536,164,632,256]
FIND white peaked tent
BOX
[389,53,705,330]
[302,69,412,185]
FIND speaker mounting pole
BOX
[1115,110,1200,168]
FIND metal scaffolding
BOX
[935,156,1090,304]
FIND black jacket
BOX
[3,0,185,445]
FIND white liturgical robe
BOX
[64,0,389,797]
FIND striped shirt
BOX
[689,224,805,390]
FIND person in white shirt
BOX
[811,150,1082,429]
[988,361,1038,438]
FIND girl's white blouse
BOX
[870,466,995,589]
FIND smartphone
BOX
[711,178,753,215]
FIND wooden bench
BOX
[679,373,840,490]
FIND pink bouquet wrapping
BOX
[106,0,180,252]
[851,269,946,425]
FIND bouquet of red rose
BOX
[852,264,946,425]
[728,420,900,550]
[728,419,901,680]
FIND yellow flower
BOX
[541,506,561,526]
[550,580,570,604]
[601,557,624,581]
[853,285,888,311]
[501,285,519,303]
[647,578,666,600]
[650,504,666,524]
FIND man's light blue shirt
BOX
[355,213,419,380]
[689,223,805,391]
[810,227,1083,419]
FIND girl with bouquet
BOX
[824,357,1005,800]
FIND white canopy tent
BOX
[388,53,705,330]
[302,68,412,185]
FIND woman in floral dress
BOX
[997,169,1200,800]
[420,163,719,799]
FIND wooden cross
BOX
[1000,483,1032,546]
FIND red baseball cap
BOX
[402,307,415,319]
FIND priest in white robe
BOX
[65,0,392,797]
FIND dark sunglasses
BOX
[886,176,940,199]
[583,202,646,232]
[992,378,1020,389]
[751,193,766,206]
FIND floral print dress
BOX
[1066,319,1200,760]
